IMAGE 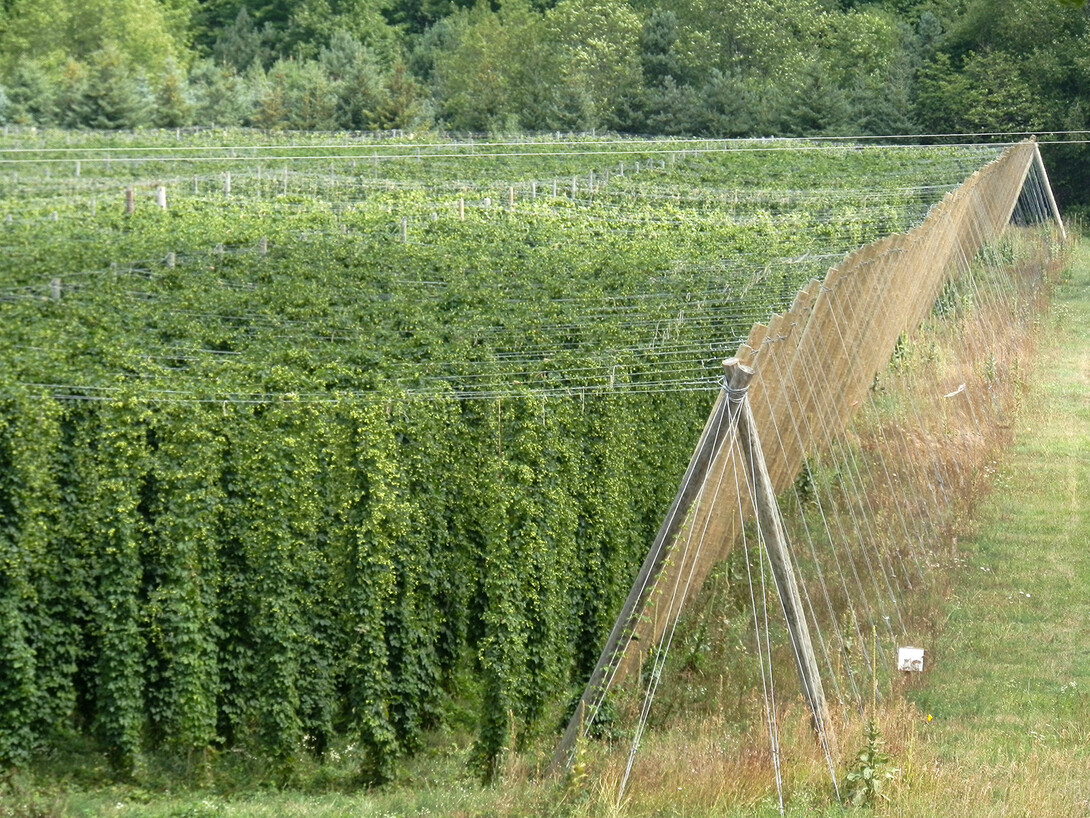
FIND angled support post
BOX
[1033,144,1066,241]
[548,361,748,776]
[549,357,835,778]
[725,358,835,753]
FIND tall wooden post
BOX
[549,366,747,775]
[550,357,835,777]
[724,358,834,750]
[1033,144,1066,240]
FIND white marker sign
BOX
[898,647,925,672]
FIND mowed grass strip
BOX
[891,237,1090,817]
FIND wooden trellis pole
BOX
[549,361,748,774]
[550,358,834,775]
[725,358,834,751]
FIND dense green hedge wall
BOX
[0,385,700,778]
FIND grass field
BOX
[882,236,1090,816]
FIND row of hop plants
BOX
[0,382,702,781]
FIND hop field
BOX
[0,131,1005,782]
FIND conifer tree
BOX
[79,44,151,129]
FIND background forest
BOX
[1,0,1089,203]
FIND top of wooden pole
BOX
[723,357,755,394]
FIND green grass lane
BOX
[895,238,1090,817]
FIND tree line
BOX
[0,0,1085,141]
[1,0,1087,170]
